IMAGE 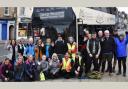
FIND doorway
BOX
[9,25,15,40]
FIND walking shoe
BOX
[112,68,115,73]
[123,73,126,77]
[116,72,121,75]
[101,72,104,75]
[105,69,109,72]
[109,73,113,76]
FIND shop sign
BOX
[39,11,65,20]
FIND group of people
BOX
[0,34,82,82]
[0,29,128,82]
[80,29,128,77]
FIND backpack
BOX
[40,71,45,81]
[87,71,102,79]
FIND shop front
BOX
[0,20,15,40]
[73,7,116,34]
[73,7,116,50]
[32,7,76,42]
[17,17,32,40]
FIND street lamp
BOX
[76,18,83,52]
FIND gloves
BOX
[125,31,128,34]
[89,54,93,57]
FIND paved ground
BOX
[0,43,128,82]
[0,44,10,61]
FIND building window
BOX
[4,7,9,16]
[20,7,25,16]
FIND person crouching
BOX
[24,55,38,81]
[14,56,24,81]
[49,53,60,79]
[37,55,49,80]
[61,53,74,79]
[73,53,83,79]
[0,58,13,82]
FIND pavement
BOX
[0,43,128,82]
[0,44,10,60]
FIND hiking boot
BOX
[112,68,115,73]
[123,73,126,77]
[101,72,104,75]
[105,69,109,72]
[116,72,121,75]
[109,73,113,76]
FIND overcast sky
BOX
[117,7,128,14]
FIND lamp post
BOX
[76,18,83,52]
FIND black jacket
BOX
[17,44,24,55]
[14,63,24,81]
[102,36,116,54]
[54,40,68,55]
[24,60,38,81]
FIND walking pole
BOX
[76,18,78,53]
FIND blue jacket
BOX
[26,44,35,57]
[114,34,128,58]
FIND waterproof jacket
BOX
[44,45,54,58]
[114,34,128,58]
[49,59,60,74]
[26,44,35,57]
[37,60,49,72]
[0,63,13,80]
[24,60,37,77]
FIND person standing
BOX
[101,30,116,76]
[97,30,104,71]
[5,40,17,66]
[44,38,54,59]
[114,32,128,77]
[40,28,47,43]
[86,32,101,72]
[26,38,35,57]
[67,36,77,61]
[35,39,45,62]
[54,34,68,62]
[17,39,24,56]
[112,30,119,73]
[80,30,91,75]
